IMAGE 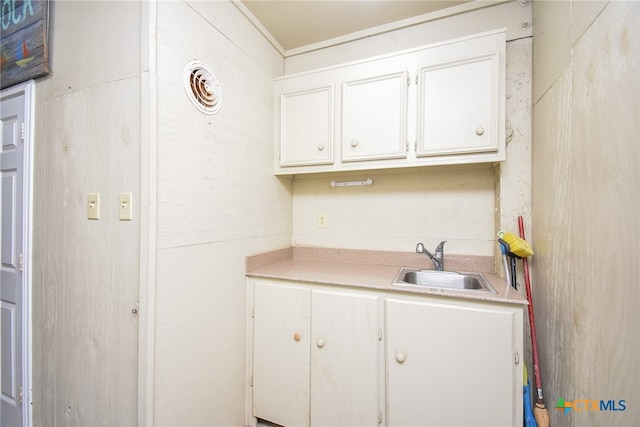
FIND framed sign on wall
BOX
[1,0,50,89]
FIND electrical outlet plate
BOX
[87,193,100,220]
[318,213,327,228]
[119,192,133,221]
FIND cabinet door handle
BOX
[316,338,325,348]
[475,127,485,136]
[293,333,301,342]
[350,140,359,148]
[317,144,325,151]
[396,352,406,363]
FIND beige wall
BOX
[289,3,533,265]
[32,1,142,425]
[31,1,290,425]
[292,167,495,255]
[152,1,289,425]
[532,1,639,425]
[30,1,640,425]
[284,1,532,74]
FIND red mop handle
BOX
[518,216,544,399]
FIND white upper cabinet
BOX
[416,37,501,156]
[278,75,335,166]
[274,29,506,175]
[342,71,409,162]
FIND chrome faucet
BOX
[416,241,447,271]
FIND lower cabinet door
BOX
[310,289,380,426]
[386,298,517,427]
[253,281,311,426]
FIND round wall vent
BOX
[183,60,222,115]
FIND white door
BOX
[252,280,311,427]
[342,70,408,162]
[386,298,516,427]
[1,81,33,427]
[416,53,498,156]
[279,85,335,167]
[310,289,380,427]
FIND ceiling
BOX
[240,0,474,52]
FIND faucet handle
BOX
[416,240,446,271]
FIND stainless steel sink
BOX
[392,268,497,293]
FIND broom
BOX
[518,216,550,427]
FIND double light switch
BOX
[87,192,133,221]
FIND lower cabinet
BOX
[252,281,310,426]
[386,297,522,426]
[248,278,522,427]
[252,279,381,427]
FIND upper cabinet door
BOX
[417,48,500,157]
[279,84,335,167]
[342,70,408,162]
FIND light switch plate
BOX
[119,192,133,221]
[87,193,100,220]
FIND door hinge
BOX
[378,328,382,341]
[378,411,382,424]
[250,376,253,387]
[21,122,25,140]
[251,308,254,319]
[19,253,23,271]
[19,385,23,404]
[514,351,520,365]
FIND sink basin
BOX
[392,268,497,293]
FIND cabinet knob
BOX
[317,144,325,151]
[350,140,359,148]
[293,333,301,342]
[475,127,485,136]
[316,339,325,348]
[396,352,406,363]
